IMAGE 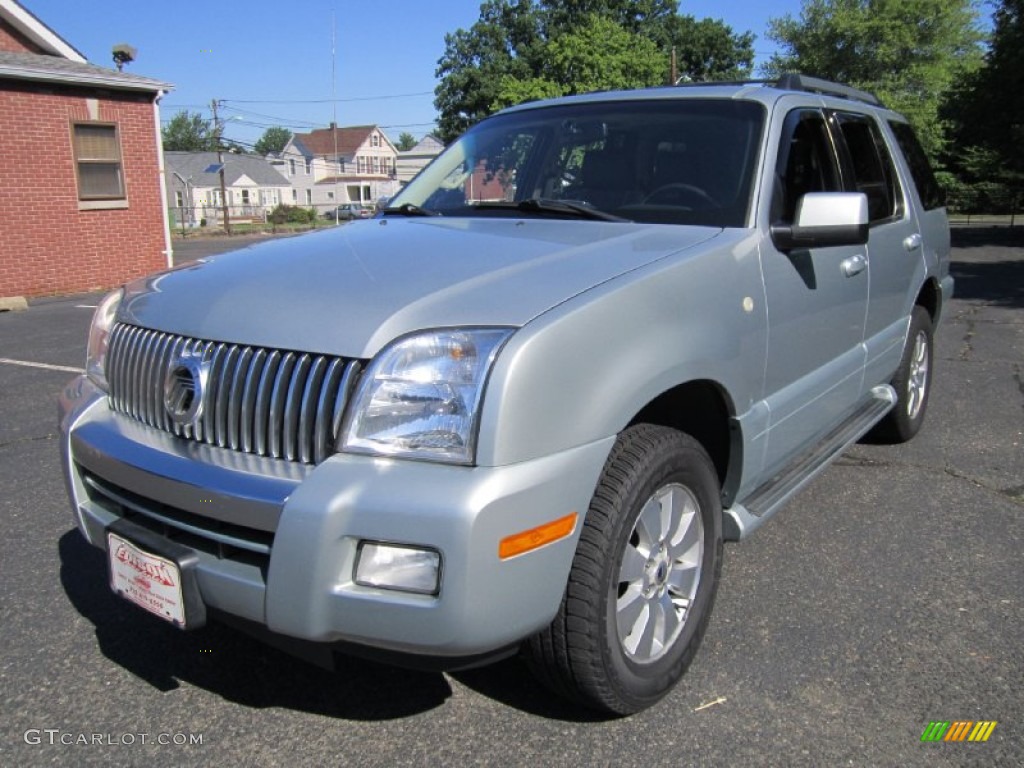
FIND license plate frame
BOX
[105,518,206,630]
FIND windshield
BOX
[389,99,765,227]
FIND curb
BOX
[0,296,28,312]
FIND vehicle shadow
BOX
[949,258,1024,309]
[949,227,1024,310]
[58,531,451,720]
[58,530,608,722]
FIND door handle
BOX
[903,233,923,251]
[840,254,867,277]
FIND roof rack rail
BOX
[667,75,884,107]
[775,74,883,107]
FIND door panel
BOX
[761,109,868,474]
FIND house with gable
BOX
[164,151,290,228]
[396,134,444,185]
[272,124,400,211]
[0,0,173,299]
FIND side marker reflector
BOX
[499,512,578,560]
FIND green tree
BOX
[434,0,754,143]
[661,16,754,82]
[944,0,1023,193]
[764,0,985,160]
[254,126,292,156]
[396,132,419,151]
[161,110,218,151]
[492,15,665,110]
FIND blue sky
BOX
[30,0,815,146]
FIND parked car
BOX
[59,75,951,714]
[323,202,371,220]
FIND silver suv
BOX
[59,76,952,714]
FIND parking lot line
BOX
[0,357,84,374]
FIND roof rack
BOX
[670,74,884,108]
[774,74,883,107]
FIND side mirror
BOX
[771,192,868,251]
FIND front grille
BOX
[106,323,361,464]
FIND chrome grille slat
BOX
[253,350,281,457]
[239,348,266,453]
[214,345,239,448]
[282,354,311,461]
[313,358,345,464]
[330,360,361,447]
[106,324,357,465]
[298,356,328,464]
[227,347,253,451]
[267,352,297,459]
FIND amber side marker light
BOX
[499,512,578,560]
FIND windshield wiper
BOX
[473,198,629,222]
[382,202,441,217]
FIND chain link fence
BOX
[167,202,379,235]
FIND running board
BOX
[723,385,896,541]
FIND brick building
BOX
[0,0,172,299]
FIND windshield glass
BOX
[390,99,765,227]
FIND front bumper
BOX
[59,376,613,658]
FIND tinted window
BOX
[834,113,901,223]
[772,109,842,224]
[889,121,945,210]
[390,100,766,228]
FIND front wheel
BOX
[525,425,723,714]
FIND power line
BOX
[223,90,434,105]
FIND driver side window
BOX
[773,110,842,224]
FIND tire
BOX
[870,305,933,443]
[525,424,723,714]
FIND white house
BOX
[273,124,401,210]
[165,151,291,228]
[396,134,444,185]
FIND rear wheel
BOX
[526,424,723,714]
[870,305,933,443]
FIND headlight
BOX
[85,288,123,391]
[341,328,513,464]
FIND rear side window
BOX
[889,121,945,210]
[833,113,901,223]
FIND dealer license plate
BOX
[107,532,186,627]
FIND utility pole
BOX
[211,99,231,234]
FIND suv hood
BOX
[122,218,721,359]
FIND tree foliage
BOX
[764,0,985,160]
[396,131,419,151]
[492,15,666,110]
[161,110,218,152]
[944,0,1023,194]
[254,126,292,156]
[434,0,754,142]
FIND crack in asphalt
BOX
[953,306,979,361]
[0,433,57,449]
[838,450,1024,508]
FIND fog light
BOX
[354,542,441,595]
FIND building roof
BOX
[0,1,171,93]
[0,0,85,60]
[0,50,172,92]
[292,125,390,158]
[165,151,290,187]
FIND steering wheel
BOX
[643,183,719,208]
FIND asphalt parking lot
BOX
[0,229,1020,767]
